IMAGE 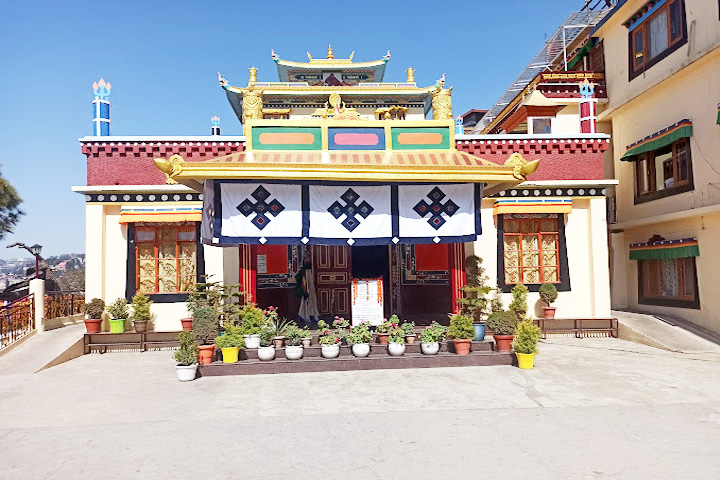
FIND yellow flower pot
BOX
[516,352,535,369]
[221,347,240,363]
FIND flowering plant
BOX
[333,316,349,328]
[264,306,279,324]
[375,318,393,333]
[420,322,447,343]
[319,330,341,346]
[400,321,415,336]
[388,327,405,344]
[347,322,372,344]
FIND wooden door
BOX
[313,245,351,318]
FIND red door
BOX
[312,245,351,319]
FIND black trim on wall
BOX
[125,222,206,304]
[496,214,571,293]
[637,257,701,309]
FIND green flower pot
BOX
[109,319,125,334]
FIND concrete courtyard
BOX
[1,337,719,479]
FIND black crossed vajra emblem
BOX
[237,186,285,230]
[413,186,459,230]
[328,188,374,232]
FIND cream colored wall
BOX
[618,212,720,333]
[551,104,581,135]
[469,197,611,319]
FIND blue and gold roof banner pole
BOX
[92,78,111,136]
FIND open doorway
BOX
[351,245,390,318]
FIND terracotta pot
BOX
[377,333,390,345]
[405,334,416,344]
[134,321,148,333]
[542,307,557,320]
[301,338,311,348]
[197,344,215,365]
[453,338,472,355]
[180,318,193,331]
[493,334,515,353]
[272,336,285,349]
[84,318,102,333]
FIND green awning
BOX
[566,38,597,71]
[629,238,699,260]
[621,119,693,161]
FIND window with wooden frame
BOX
[629,0,687,79]
[638,257,699,308]
[135,224,197,294]
[634,138,692,201]
[498,214,570,293]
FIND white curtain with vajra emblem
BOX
[208,181,481,245]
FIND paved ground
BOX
[1,338,719,479]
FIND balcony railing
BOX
[0,295,34,351]
[45,291,85,320]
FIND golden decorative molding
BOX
[154,154,185,180]
[248,66,258,85]
[504,152,540,180]
[262,108,292,115]
[406,67,415,83]
[241,88,263,133]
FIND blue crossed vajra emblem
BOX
[328,188,374,232]
[413,187,459,230]
[237,186,285,230]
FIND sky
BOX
[0,0,586,260]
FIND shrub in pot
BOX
[387,327,406,356]
[509,284,529,321]
[192,306,219,365]
[447,313,474,355]
[257,328,276,361]
[400,321,416,344]
[174,331,199,381]
[486,311,518,353]
[420,321,446,355]
[106,298,129,334]
[348,322,372,357]
[375,317,393,344]
[82,298,105,333]
[214,324,245,363]
[319,330,341,359]
[284,324,304,360]
[300,327,312,348]
[239,304,266,348]
[539,283,558,320]
[130,293,153,333]
[458,255,492,341]
[513,319,541,369]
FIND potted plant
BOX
[239,304,265,348]
[180,317,193,331]
[214,324,245,363]
[192,306,219,365]
[400,321,416,344]
[130,293,153,333]
[267,315,291,349]
[420,321,447,355]
[284,324,304,360]
[348,322,372,357]
[82,298,105,333]
[319,329,341,359]
[332,316,350,344]
[257,328,276,361]
[447,313,474,355]
[513,319,541,369]
[174,331,199,381]
[106,298,128,334]
[457,255,492,341]
[539,283,558,320]
[375,317,394,344]
[387,327,406,356]
[486,311,518,353]
[300,327,312,348]
[509,283,529,321]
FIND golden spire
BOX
[248,66,257,85]
[327,44,334,59]
[406,67,415,83]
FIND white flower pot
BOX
[321,344,340,359]
[257,346,276,361]
[352,343,370,357]
[243,334,260,349]
[388,342,406,356]
[285,345,303,360]
[421,342,440,355]
[175,364,198,382]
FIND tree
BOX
[0,171,23,239]
[56,268,85,291]
[457,255,492,322]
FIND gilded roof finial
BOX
[327,44,334,59]
[249,66,257,85]
[406,67,415,83]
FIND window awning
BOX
[493,198,572,215]
[119,206,202,224]
[629,238,699,260]
[621,119,692,161]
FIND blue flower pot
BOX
[473,323,485,342]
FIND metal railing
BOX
[0,295,35,351]
[45,291,85,320]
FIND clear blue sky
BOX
[0,0,585,260]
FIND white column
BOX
[588,197,611,316]
[28,279,45,333]
[85,204,105,301]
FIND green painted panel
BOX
[629,245,699,260]
[391,127,450,150]
[251,126,322,151]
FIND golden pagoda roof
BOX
[271,47,391,82]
